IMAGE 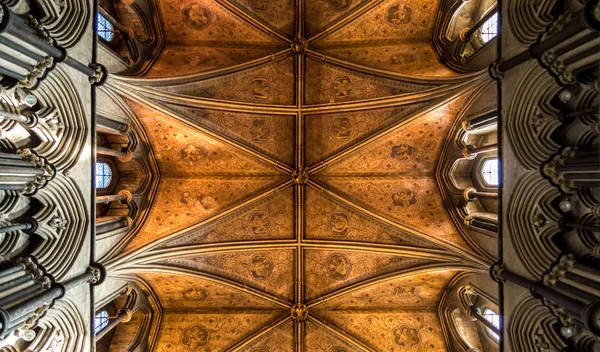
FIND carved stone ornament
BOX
[290,303,308,322]
[292,168,309,185]
[88,266,102,285]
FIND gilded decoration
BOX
[113,0,489,349]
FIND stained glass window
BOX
[96,162,112,189]
[479,12,498,43]
[97,14,114,42]
[94,310,109,334]
[481,158,499,186]
[483,308,500,340]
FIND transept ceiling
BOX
[105,0,490,349]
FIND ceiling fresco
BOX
[106,0,490,349]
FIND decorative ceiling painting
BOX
[106,0,490,349]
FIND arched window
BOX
[97,14,114,42]
[483,308,500,340]
[94,310,110,334]
[479,12,498,43]
[481,158,499,186]
[96,162,112,189]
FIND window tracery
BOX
[95,162,112,189]
[97,14,115,42]
[481,158,499,186]
[479,12,498,43]
[94,310,110,334]
[483,308,500,341]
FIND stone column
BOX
[464,213,498,232]
[465,305,500,335]
[0,260,103,338]
[97,116,130,135]
[0,3,107,88]
[462,144,498,159]
[96,216,132,235]
[544,147,600,191]
[0,217,37,234]
[491,263,600,335]
[0,149,55,194]
[96,190,132,204]
[464,187,498,201]
[97,147,132,162]
[95,308,133,341]
[0,109,37,128]
[462,113,497,132]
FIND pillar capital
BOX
[118,190,133,203]
[490,263,505,283]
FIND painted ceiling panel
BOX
[164,249,297,300]
[157,0,281,45]
[304,101,433,166]
[137,110,286,176]
[313,270,456,311]
[161,186,295,247]
[305,320,361,351]
[226,0,296,36]
[128,176,288,248]
[239,320,295,351]
[316,311,447,351]
[146,45,283,78]
[312,176,468,248]
[315,0,439,42]
[314,43,456,76]
[305,187,438,248]
[303,249,431,300]
[162,57,296,105]
[159,104,296,165]
[304,57,435,105]
[316,100,458,175]
[154,312,284,352]
[304,0,370,37]
[139,273,286,310]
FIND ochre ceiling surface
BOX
[107,0,489,350]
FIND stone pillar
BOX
[0,149,55,194]
[97,147,132,162]
[544,147,600,191]
[462,144,498,159]
[97,116,130,135]
[491,2,600,82]
[0,109,37,128]
[96,216,132,235]
[96,190,132,204]
[0,3,107,88]
[491,263,600,335]
[95,308,133,341]
[461,113,497,132]
[464,213,498,232]
[465,305,500,335]
[464,187,498,201]
[0,217,37,234]
[0,260,102,339]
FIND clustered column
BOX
[0,149,55,194]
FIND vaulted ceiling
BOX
[106,0,490,349]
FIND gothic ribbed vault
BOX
[104,0,492,349]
